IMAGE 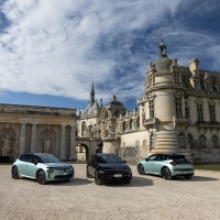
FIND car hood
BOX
[98,163,130,170]
[41,163,72,169]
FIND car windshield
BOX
[97,154,123,164]
[170,156,189,164]
[35,154,60,163]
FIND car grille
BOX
[54,174,73,179]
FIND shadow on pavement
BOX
[102,176,154,187]
[46,178,93,186]
[171,175,219,182]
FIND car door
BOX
[25,155,38,178]
[19,154,29,176]
[88,155,97,177]
[153,154,164,175]
[143,154,157,174]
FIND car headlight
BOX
[98,169,105,174]
[47,168,54,173]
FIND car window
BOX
[148,155,157,161]
[171,156,189,164]
[35,154,60,163]
[155,155,164,161]
[20,154,29,162]
[97,154,123,164]
[163,155,169,160]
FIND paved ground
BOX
[0,164,220,220]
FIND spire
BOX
[90,82,95,104]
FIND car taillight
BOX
[170,162,176,166]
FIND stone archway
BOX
[38,128,56,154]
[76,143,89,162]
[0,126,17,160]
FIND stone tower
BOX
[142,41,192,160]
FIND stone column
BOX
[60,124,66,160]
[30,123,37,153]
[19,122,26,156]
[69,124,77,161]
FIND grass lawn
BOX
[194,164,220,171]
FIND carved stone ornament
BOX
[43,137,52,153]
[1,134,12,156]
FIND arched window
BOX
[212,135,219,148]
[178,132,185,147]
[81,121,86,136]
[136,117,140,128]
[122,121,126,131]
[129,119,132,129]
[199,135,207,148]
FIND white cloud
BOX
[0,0,218,104]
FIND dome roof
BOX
[154,56,173,74]
[105,95,126,110]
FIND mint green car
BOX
[12,153,74,184]
[137,154,194,180]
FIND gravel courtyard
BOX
[0,164,220,220]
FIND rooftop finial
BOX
[158,40,167,57]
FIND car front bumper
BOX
[98,172,132,183]
[46,168,74,181]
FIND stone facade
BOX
[0,104,78,161]
[77,42,220,163]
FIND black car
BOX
[87,153,132,185]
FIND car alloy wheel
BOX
[87,167,93,178]
[138,164,145,175]
[162,167,172,180]
[95,171,102,185]
[37,170,46,185]
[12,166,19,179]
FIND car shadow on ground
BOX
[101,176,154,187]
[171,175,219,182]
[46,178,93,186]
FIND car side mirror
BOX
[33,159,38,165]
[122,160,127,163]
[145,158,149,162]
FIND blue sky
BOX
[0,0,219,112]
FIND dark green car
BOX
[12,153,74,184]
[137,154,194,180]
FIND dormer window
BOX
[206,82,212,92]
[194,81,200,90]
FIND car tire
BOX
[87,167,93,178]
[137,164,145,175]
[162,167,172,180]
[184,175,193,179]
[95,171,102,185]
[12,166,19,179]
[37,170,46,185]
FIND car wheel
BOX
[95,171,102,185]
[37,170,46,185]
[87,167,93,178]
[184,175,193,179]
[138,164,145,175]
[12,166,19,179]
[162,167,172,180]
